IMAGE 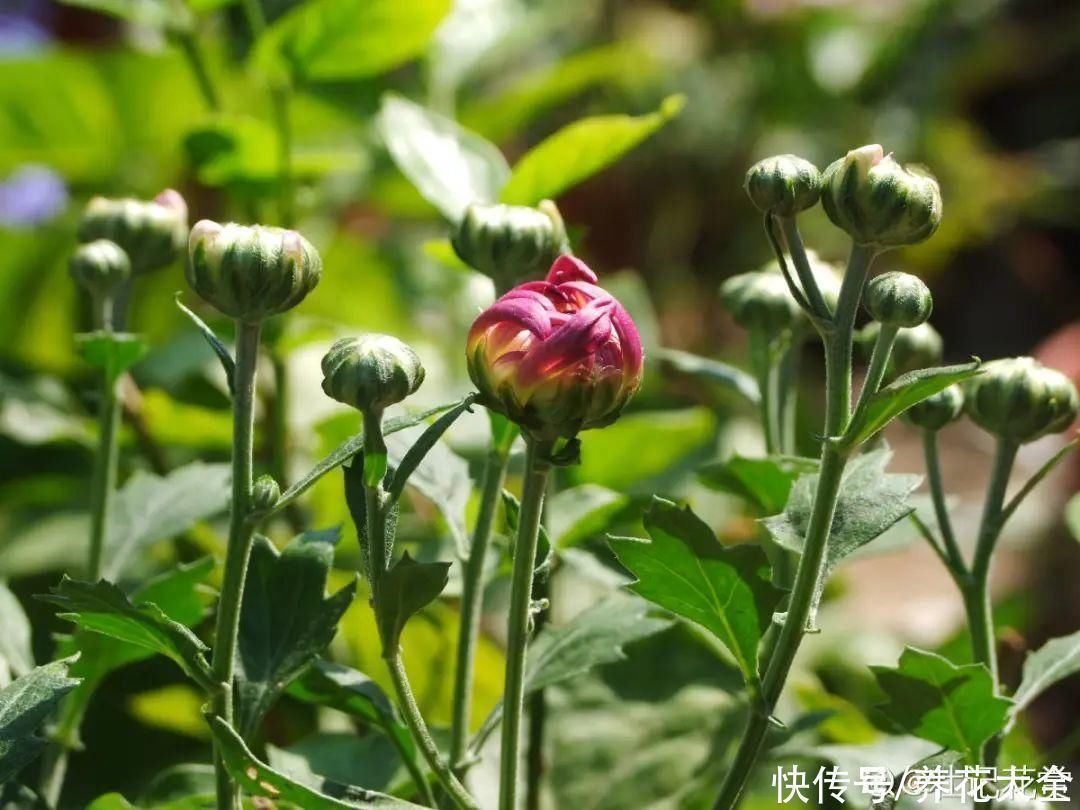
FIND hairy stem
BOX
[211,320,262,810]
[779,216,831,319]
[499,437,554,810]
[712,243,875,810]
[922,430,966,577]
[450,448,511,769]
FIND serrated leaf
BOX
[209,717,425,808]
[656,347,760,405]
[841,362,981,449]
[1011,629,1080,716]
[547,485,628,549]
[235,530,356,738]
[762,447,920,627]
[0,582,34,678]
[698,455,818,516]
[254,0,450,83]
[375,93,510,222]
[471,595,672,753]
[871,648,1011,762]
[76,332,147,384]
[609,498,783,686]
[376,554,450,651]
[41,578,214,691]
[0,658,80,784]
[499,95,684,206]
[103,462,231,580]
[175,296,235,391]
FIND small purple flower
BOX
[0,165,68,227]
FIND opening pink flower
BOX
[466,255,644,439]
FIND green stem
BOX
[87,375,121,580]
[779,216,831,319]
[712,243,875,810]
[748,331,779,455]
[211,320,262,810]
[174,28,221,112]
[450,448,511,769]
[922,430,966,577]
[386,655,479,810]
[855,323,897,408]
[776,333,803,455]
[499,437,554,810]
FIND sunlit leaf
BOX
[76,332,146,385]
[375,554,450,651]
[697,455,817,516]
[1011,629,1080,716]
[0,582,34,678]
[548,484,628,549]
[657,347,760,405]
[0,657,80,784]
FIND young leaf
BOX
[1010,629,1080,716]
[376,554,451,651]
[656,347,760,405]
[208,717,425,809]
[174,295,235,390]
[375,93,510,222]
[386,394,476,503]
[103,462,231,579]
[254,0,451,84]
[547,485,628,549]
[0,657,80,784]
[234,530,357,738]
[499,95,685,206]
[76,332,147,385]
[41,577,215,692]
[609,498,783,687]
[841,361,981,449]
[762,447,919,627]
[697,455,818,516]
[871,648,1011,762]
[0,582,34,677]
[471,596,672,753]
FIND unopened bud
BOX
[864,271,933,328]
[744,154,822,217]
[964,357,1079,444]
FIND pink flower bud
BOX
[466,255,644,440]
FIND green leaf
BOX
[501,488,553,575]
[762,447,919,627]
[386,394,476,503]
[609,498,783,686]
[376,554,450,651]
[871,647,1011,762]
[235,530,357,738]
[697,455,818,516]
[41,578,215,692]
[76,332,147,385]
[209,717,425,808]
[0,658,80,784]
[175,295,235,390]
[471,595,672,753]
[548,485,628,549]
[375,93,510,222]
[1011,629,1080,716]
[656,347,760,405]
[841,361,981,449]
[254,0,451,83]
[499,94,685,205]
[0,582,34,678]
[57,0,178,27]
[103,462,231,579]
[267,733,402,797]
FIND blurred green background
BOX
[2,0,1079,807]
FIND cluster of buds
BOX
[78,189,188,275]
[466,255,643,441]
[452,201,567,293]
[722,250,842,335]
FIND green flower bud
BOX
[964,357,1079,444]
[78,189,188,274]
[321,334,425,415]
[69,239,130,300]
[251,474,281,512]
[821,145,942,248]
[720,271,801,333]
[451,201,567,291]
[744,154,822,217]
[904,384,964,431]
[187,220,322,323]
[864,271,933,328]
[858,321,943,373]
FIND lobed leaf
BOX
[375,554,450,651]
[76,332,147,385]
[609,498,783,687]
[500,95,685,206]
[235,530,357,738]
[697,455,817,516]
[1010,628,1080,716]
[871,647,1011,762]
[0,657,80,784]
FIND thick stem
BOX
[87,374,121,580]
[211,320,262,810]
[499,437,554,810]
[386,655,479,810]
[712,244,875,810]
[922,430,966,577]
[450,449,511,769]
